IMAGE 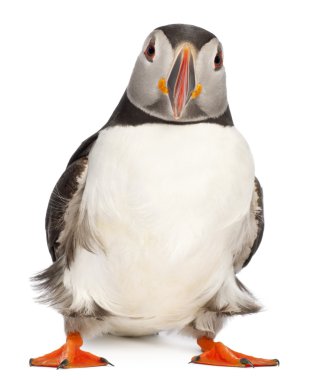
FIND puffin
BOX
[30,24,278,369]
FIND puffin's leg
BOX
[29,332,112,369]
[190,336,279,367]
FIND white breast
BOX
[64,123,255,336]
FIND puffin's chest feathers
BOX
[65,122,254,327]
[84,122,254,232]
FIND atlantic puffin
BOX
[30,24,278,369]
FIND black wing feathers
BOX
[242,178,264,269]
[46,131,99,262]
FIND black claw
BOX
[274,359,280,366]
[240,358,254,368]
[189,355,200,363]
[57,359,69,370]
[100,357,114,366]
[29,358,34,367]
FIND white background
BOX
[1,0,320,379]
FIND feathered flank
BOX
[46,157,89,262]
[32,256,71,312]
[233,178,264,272]
[242,178,264,268]
[31,256,72,312]
[33,155,107,315]
[32,255,110,318]
[56,173,105,268]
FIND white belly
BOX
[64,123,254,336]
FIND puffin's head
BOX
[127,24,228,123]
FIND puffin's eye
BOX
[214,49,223,70]
[144,41,155,62]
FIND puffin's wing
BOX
[233,177,264,272]
[67,132,99,166]
[45,132,99,262]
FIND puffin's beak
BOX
[167,46,196,119]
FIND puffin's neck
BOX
[105,91,233,128]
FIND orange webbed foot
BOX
[190,336,279,368]
[29,332,113,369]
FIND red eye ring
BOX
[214,49,223,70]
[144,41,155,62]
